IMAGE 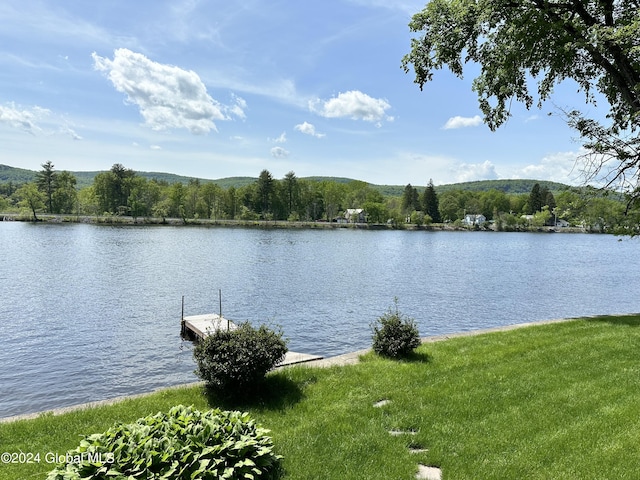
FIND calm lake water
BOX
[1,222,639,418]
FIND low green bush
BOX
[371,301,421,358]
[193,322,288,393]
[46,404,281,480]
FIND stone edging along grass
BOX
[1,314,632,425]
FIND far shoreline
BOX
[0,212,589,233]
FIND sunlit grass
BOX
[2,315,640,479]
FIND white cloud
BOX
[270,146,289,158]
[92,48,241,135]
[294,121,325,138]
[311,90,391,122]
[150,145,162,150]
[0,102,49,134]
[455,160,499,183]
[443,115,482,129]
[516,150,584,185]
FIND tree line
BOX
[1,161,637,233]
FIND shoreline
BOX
[0,212,588,233]
[3,314,624,425]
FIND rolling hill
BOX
[0,163,572,195]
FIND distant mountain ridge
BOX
[0,163,571,194]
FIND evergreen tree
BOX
[93,164,136,214]
[422,179,441,223]
[283,171,299,218]
[528,183,543,214]
[401,184,420,214]
[256,169,274,218]
[545,190,557,211]
[36,161,57,213]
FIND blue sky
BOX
[0,0,593,186]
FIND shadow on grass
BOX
[403,350,432,363]
[586,314,640,327]
[202,371,305,412]
[363,350,432,364]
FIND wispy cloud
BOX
[270,132,287,143]
[294,121,325,138]
[0,101,82,140]
[443,115,482,129]
[0,2,135,49]
[0,102,49,134]
[92,48,245,135]
[311,90,392,123]
[58,125,83,140]
[346,0,424,15]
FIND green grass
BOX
[2,315,640,479]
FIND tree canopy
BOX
[402,0,640,196]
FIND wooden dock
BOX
[181,313,322,367]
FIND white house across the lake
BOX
[463,214,486,226]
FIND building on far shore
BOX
[345,208,366,223]
[463,214,486,226]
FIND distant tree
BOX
[545,190,557,212]
[15,183,45,221]
[422,179,441,222]
[479,189,510,220]
[282,171,300,219]
[168,182,187,222]
[152,198,171,223]
[52,171,77,214]
[36,161,57,213]
[320,181,344,221]
[200,182,222,219]
[77,186,99,217]
[128,177,159,220]
[528,183,544,214]
[401,184,420,214]
[410,210,428,226]
[0,195,9,212]
[531,206,552,227]
[224,186,238,219]
[438,190,463,221]
[256,169,274,218]
[185,179,201,219]
[93,164,136,214]
[363,201,388,224]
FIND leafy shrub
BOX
[46,404,282,480]
[194,322,288,393]
[371,300,421,358]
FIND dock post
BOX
[219,289,227,331]
[181,295,185,336]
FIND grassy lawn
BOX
[2,315,640,479]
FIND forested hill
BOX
[0,163,570,194]
[434,179,570,195]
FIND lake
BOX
[1,222,639,418]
